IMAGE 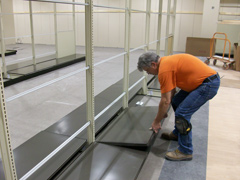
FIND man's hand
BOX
[151,121,162,133]
[164,113,168,118]
[149,90,172,134]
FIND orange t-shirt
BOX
[158,54,216,93]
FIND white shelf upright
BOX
[85,0,95,144]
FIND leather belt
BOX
[203,73,219,83]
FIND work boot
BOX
[161,132,178,141]
[165,149,193,161]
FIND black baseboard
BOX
[0,50,17,57]
[3,54,85,87]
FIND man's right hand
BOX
[151,121,161,133]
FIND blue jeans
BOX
[171,74,220,154]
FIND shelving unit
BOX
[219,0,240,21]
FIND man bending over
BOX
[137,52,220,161]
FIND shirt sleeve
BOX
[158,71,176,93]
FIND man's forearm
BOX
[154,99,170,124]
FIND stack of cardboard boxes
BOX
[234,43,240,71]
[185,37,214,57]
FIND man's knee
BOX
[175,116,192,135]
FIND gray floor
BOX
[158,103,209,180]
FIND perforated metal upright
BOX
[29,1,37,66]
[164,0,177,56]
[85,0,95,144]
[171,0,177,54]
[144,0,151,53]
[156,0,163,55]
[123,0,131,109]
[54,4,59,58]
[0,58,17,180]
[142,0,152,95]
[0,1,18,178]
[164,0,171,56]
[72,0,76,49]
[0,0,7,78]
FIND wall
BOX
[1,0,15,45]
[201,0,220,38]
[10,0,212,52]
[174,0,203,52]
[219,0,240,21]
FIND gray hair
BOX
[137,52,160,71]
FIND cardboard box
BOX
[185,37,215,57]
[234,43,240,71]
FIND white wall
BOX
[174,0,204,52]
[12,0,55,44]
[1,0,15,45]
[219,0,240,21]
[201,0,220,38]
[8,0,224,52]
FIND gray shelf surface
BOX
[97,106,158,147]
[0,70,154,179]
[45,70,154,139]
[0,131,86,180]
[45,95,122,139]
[56,143,147,180]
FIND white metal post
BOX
[0,72,17,179]
[54,4,59,58]
[171,0,177,54]
[29,1,36,68]
[0,0,7,78]
[144,0,151,52]
[142,0,152,95]
[156,0,163,55]
[85,0,95,144]
[73,0,76,53]
[164,0,171,56]
[123,0,131,109]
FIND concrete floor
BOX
[2,45,240,179]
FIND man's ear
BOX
[151,62,157,68]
